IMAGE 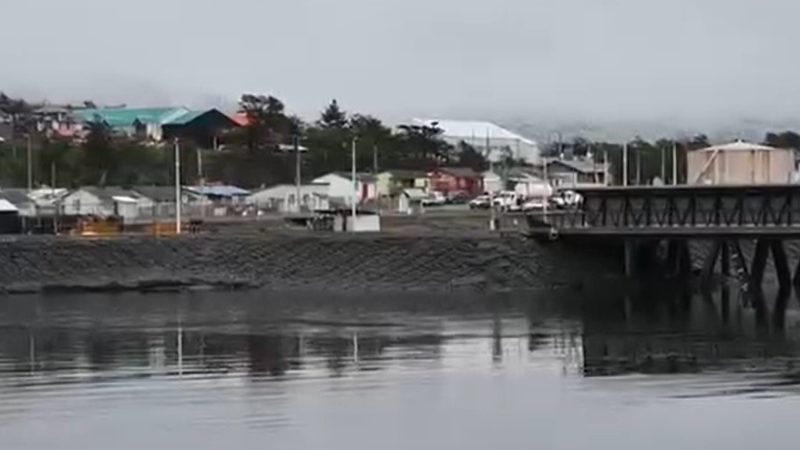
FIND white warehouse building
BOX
[411,119,540,164]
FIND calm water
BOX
[1,287,800,449]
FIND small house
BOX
[247,183,331,213]
[483,168,552,198]
[61,187,149,223]
[428,167,483,196]
[376,170,430,197]
[687,140,795,185]
[545,158,610,187]
[0,189,35,217]
[131,186,201,218]
[313,172,377,207]
[398,188,427,214]
[185,185,250,205]
[0,199,21,234]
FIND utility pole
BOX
[372,142,378,174]
[487,132,496,231]
[26,134,33,192]
[174,138,182,235]
[672,141,678,186]
[635,146,642,185]
[603,150,609,186]
[351,136,358,227]
[51,161,58,234]
[197,148,205,218]
[295,135,301,213]
[623,142,629,187]
[660,144,666,182]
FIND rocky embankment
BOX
[0,234,618,294]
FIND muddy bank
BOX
[0,234,620,294]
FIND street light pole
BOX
[672,142,678,186]
[487,132,496,231]
[174,138,182,235]
[26,134,33,192]
[351,136,358,226]
[295,135,301,213]
[623,142,629,187]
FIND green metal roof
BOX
[72,107,189,127]
[163,110,206,126]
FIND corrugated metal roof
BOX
[433,167,482,179]
[164,110,207,126]
[186,185,251,197]
[547,158,609,174]
[0,189,32,206]
[0,199,18,213]
[72,107,189,127]
[412,119,536,146]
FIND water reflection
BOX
[0,286,798,385]
[5,289,800,449]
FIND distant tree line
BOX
[0,92,493,188]
[5,90,800,189]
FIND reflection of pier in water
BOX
[580,285,800,376]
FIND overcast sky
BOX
[2,0,798,124]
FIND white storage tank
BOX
[687,140,795,185]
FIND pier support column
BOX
[624,239,636,277]
[677,241,692,280]
[666,240,680,275]
[751,239,770,289]
[701,240,722,282]
[771,240,792,292]
[720,241,731,277]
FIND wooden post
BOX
[751,239,770,289]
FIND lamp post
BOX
[174,138,181,235]
[295,135,301,213]
[351,136,358,226]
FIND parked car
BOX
[447,191,471,205]
[469,195,492,209]
[493,191,523,211]
[421,191,447,207]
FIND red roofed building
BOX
[428,167,484,196]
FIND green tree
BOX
[319,99,348,130]
[81,119,116,185]
[764,131,800,150]
[456,141,488,172]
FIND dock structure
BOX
[527,184,800,291]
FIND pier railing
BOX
[528,185,800,237]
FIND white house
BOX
[397,188,427,214]
[0,189,35,217]
[247,183,331,213]
[412,119,540,164]
[61,187,152,223]
[313,172,378,207]
[482,168,552,198]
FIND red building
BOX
[428,167,484,196]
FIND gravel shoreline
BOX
[0,233,618,295]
